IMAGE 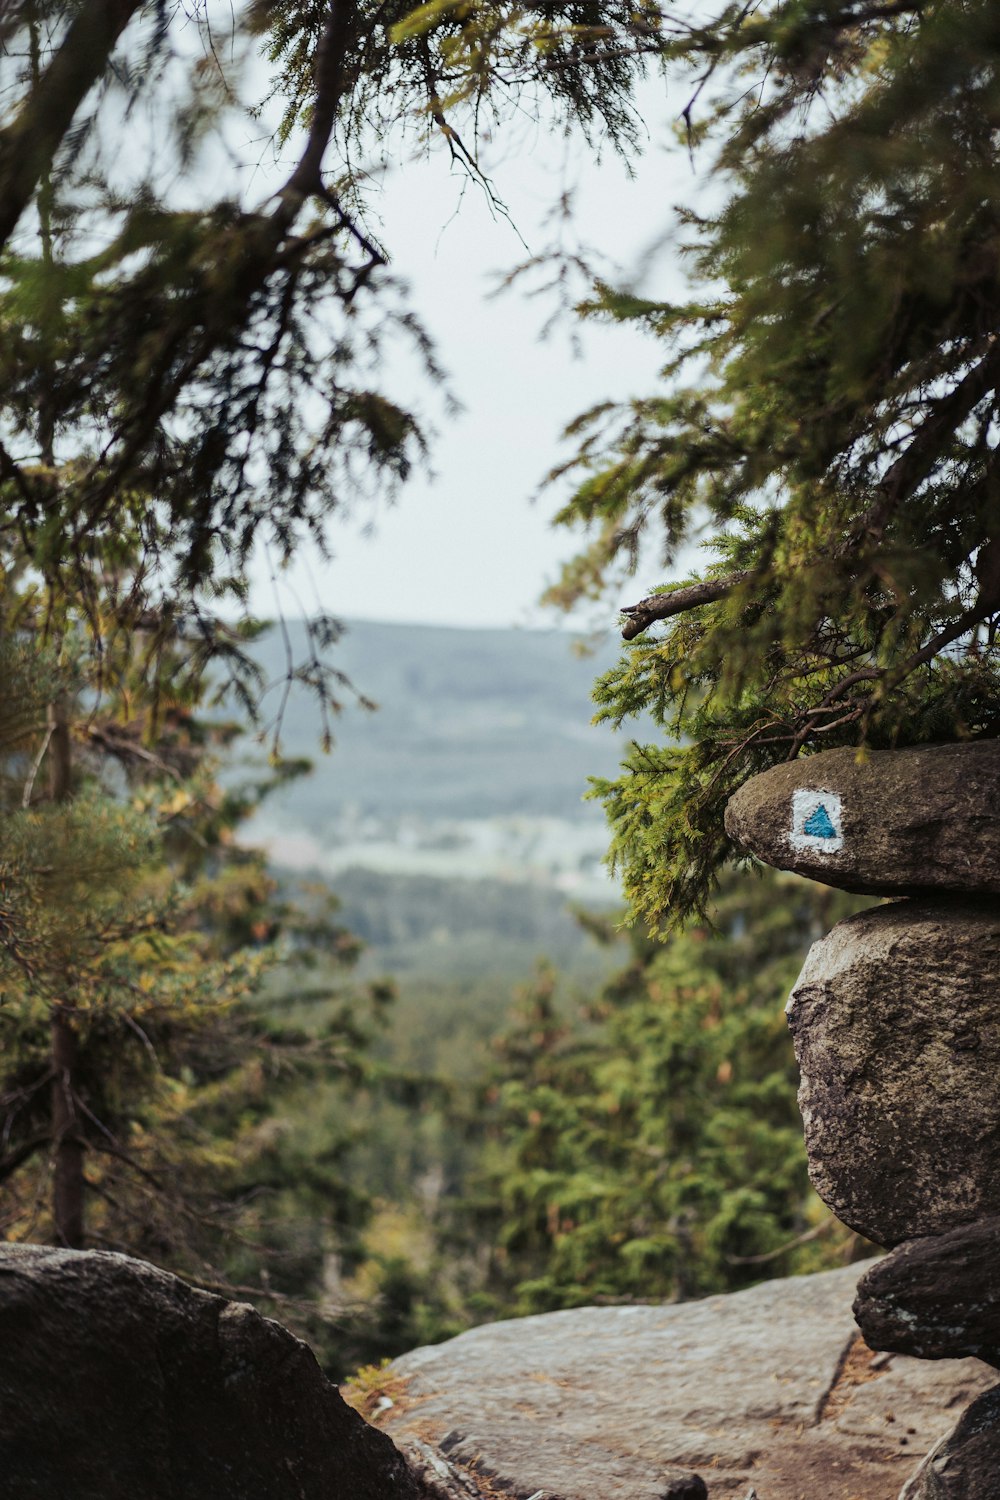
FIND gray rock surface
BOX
[724,741,1000,896]
[855,1220,1000,1367]
[899,1385,1000,1499]
[380,1263,995,1500]
[787,898,1000,1247]
[0,1243,421,1500]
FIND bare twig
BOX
[726,1216,835,1266]
[0,1132,50,1186]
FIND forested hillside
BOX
[242,618,625,814]
[236,619,629,897]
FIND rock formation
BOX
[381,1262,994,1500]
[724,740,1000,897]
[854,1219,1000,1366]
[899,1386,1000,1499]
[726,739,1000,1498]
[787,898,1000,1245]
[0,1243,423,1500]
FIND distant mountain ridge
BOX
[242,618,630,823]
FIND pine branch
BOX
[76,2,363,543]
[0,0,143,251]
[620,346,1000,640]
[277,0,358,219]
[849,343,1000,548]
[827,1,923,26]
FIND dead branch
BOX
[620,570,752,639]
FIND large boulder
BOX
[854,1219,1000,1367]
[724,741,1000,896]
[0,1244,423,1500]
[379,1263,995,1500]
[786,898,1000,1246]
[899,1385,1000,1500]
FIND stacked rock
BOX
[724,740,1000,1499]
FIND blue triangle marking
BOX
[803,803,837,839]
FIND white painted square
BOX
[790,788,844,853]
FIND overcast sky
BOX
[245,85,707,632]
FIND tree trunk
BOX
[47,697,71,800]
[51,1009,84,1248]
[47,695,84,1248]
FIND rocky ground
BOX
[2,1244,994,1499]
[0,1244,421,1500]
[379,1263,995,1500]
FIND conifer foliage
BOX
[0,0,675,1340]
[8,0,995,1349]
[0,0,668,1266]
[0,0,665,639]
[0,612,382,1302]
[471,875,865,1314]
[544,0,1000,929]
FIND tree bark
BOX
[47,695,84,1249]
[46,697,71,801]
[620,571,752,639]
[51,1011,84,1248]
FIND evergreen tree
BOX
[539,0,1000,929]
[469,874,867,1315]
[0,607,387,1334]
